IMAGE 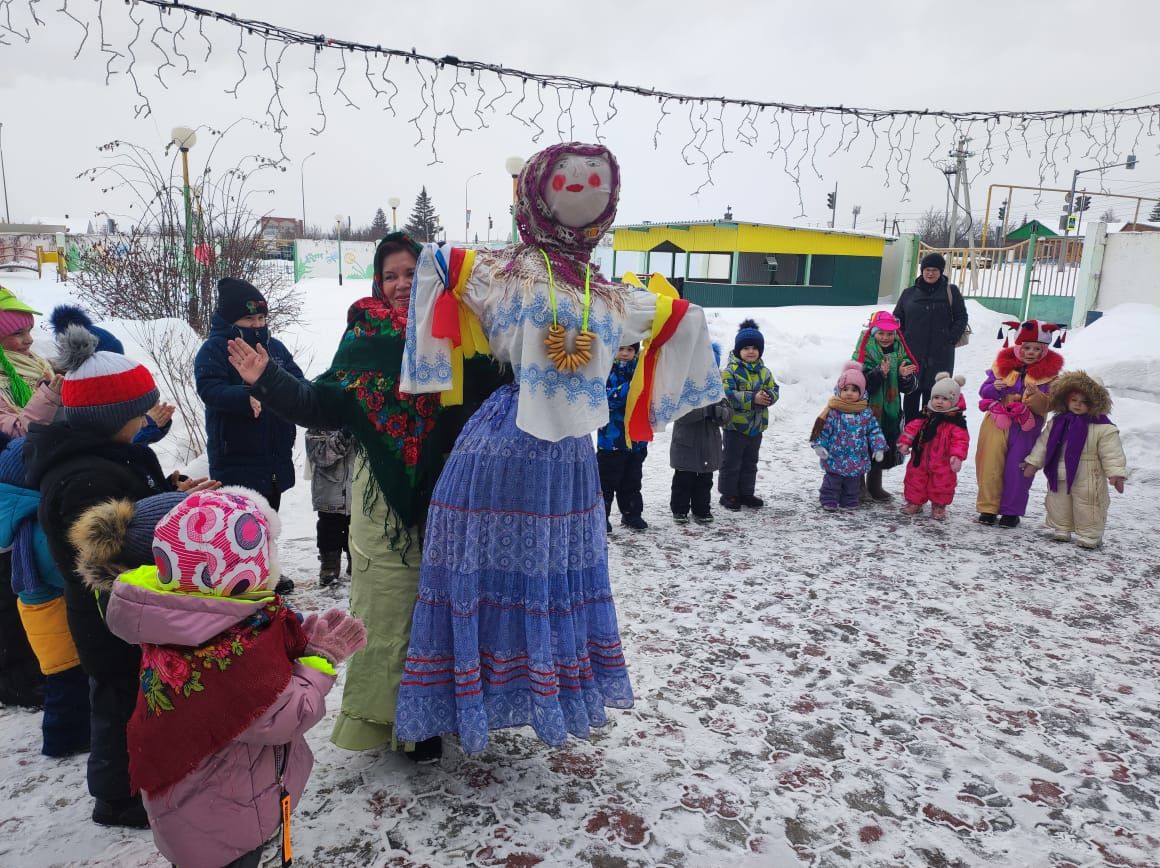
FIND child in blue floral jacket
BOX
[809,362,887,511]
[597,344,648,531]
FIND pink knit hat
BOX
[867,310,902,333]
[835,360,866,394]
[0,286,39,336]
[151,487,281,596]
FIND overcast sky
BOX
[2,0,1158,238]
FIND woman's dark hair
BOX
[372,232,423,300]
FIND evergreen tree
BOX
[403,187,441,242]
[371,208,389,234]
[1149,200,1160,222]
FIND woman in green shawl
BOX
[226,233,507,762]
[851,310,919,501]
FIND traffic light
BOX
[997,204,1006,221]
[1078,195,1092,212]
[826,192,836,210]
[488,215,493,230]
[1126,153,1137,170]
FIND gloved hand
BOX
[898,444,911,455]
[301,612,319,637]
[949,456,962,473]
[872,450,885,463]
[304,608,368,665]
[813,445,829,460]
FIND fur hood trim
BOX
[68,498,136,594]
[1048,370,1112,415]
[992,346,1064,385]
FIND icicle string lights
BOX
[7,0,1160,206]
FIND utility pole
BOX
[882,213,888,234]
[851,205,861,230]
[942,136,974,249]
[0,122,10,223]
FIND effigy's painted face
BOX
[543,153,612,228]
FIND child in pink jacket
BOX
[898,372,970,520]
[104,488,366,868]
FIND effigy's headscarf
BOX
[506,142,621,294]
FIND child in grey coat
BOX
[670,344,730,524]
[305,428,355,586]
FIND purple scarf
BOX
[507,142,621,290]
[1042,411,1112,492]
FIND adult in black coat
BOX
[194,278,306,510]
[893,252,970,421]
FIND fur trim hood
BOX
[992,346,1064,385]
[1048,370,1112,415]
[68,497,138,594]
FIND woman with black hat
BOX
[892,252,970,422]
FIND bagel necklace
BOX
[541,249,595,372]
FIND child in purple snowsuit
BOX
[809,363,887,510]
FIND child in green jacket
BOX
[719,319,779,510]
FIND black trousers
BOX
[317,511,351,555]
[718,430,762,497]
[263,487,282,512]
[671,470,714,517]
[903,387,931,423]
[88,671,139,801]
[597,449,647,518]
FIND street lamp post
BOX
[299,151,316,236]
[505,156,525,244]
[171,126,198,322]
[388,196,400,231]
[335,214,344,286]
[0,122,10,223]
[465,172,482,246]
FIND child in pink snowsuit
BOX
[898,372,970,520]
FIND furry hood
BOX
[68,497,138,594]
[1048,370,1112,415]
[992,346,1064,385]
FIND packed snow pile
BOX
[1,271,1157,867]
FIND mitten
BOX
[1015,406,1036,432]
[949,457,962,473]
[301,612,319,638]
[813,445,829,460]
[304,608,368,665]
[898,443,911,455]
[991,412,1011,431]
[872,450,885,463]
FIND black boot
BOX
[622,514,649,530]
[92,795,149,828]
[998,515,1021,528]
[738,494,764,508]
[318,550,342,587]
[405,736,443,764]
[977,512,998,526]
[866,469,893,502]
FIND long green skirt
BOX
[330,460,420,751]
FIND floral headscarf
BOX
[509,142,621,291]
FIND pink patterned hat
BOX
[151,487,281,596]
[867,310,902,332]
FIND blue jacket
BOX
[810,402,888,477]
[194,314,305,494]
[132,415,171,447]
[0,438,66,606]
[597,358,645,453]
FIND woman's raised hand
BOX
[227,338,269,385]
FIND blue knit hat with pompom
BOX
[734,319,764,357]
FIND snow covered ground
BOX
[0,270,1157,867]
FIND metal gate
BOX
[917,237,1082,324]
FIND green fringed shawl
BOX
[311,299,444,551]
[853,333,915,446]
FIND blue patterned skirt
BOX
[395,384,634,753]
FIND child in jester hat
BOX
[0,286,61,438]
[104,488,366,868]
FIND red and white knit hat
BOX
[152,487,281,597]
[56,324,159,434]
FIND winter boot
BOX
[866,469,893,502]
[405,736,443,764]
[92,795,149,829]
[274,576,295,596]
[858,475,873,503]
[997,515,1021,528]
[719,495,741,511]
[977,512,998,526]
[738,494,764,508]
[622,514,649,531]
[319,550,342,588]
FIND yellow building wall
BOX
[613,224,884,257]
